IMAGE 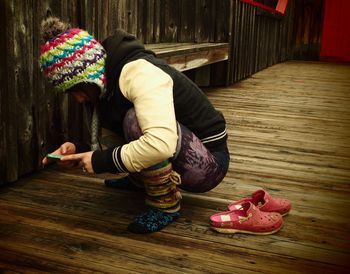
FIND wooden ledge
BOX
[145,42,229,71]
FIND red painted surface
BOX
[276,0,288,14]
[320,0,350,62]
[240,0,288,16]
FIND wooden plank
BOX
[79,0,96,34]
[108,0,139,36]
[232,0,240,82]
[259,15,265,70]
[195,0,216,43]
[262,17,268,68]
[14,0,35,177]
[145,42,229,56]
[292,0,323,60]
[214,0,230,42]
[161,0,180,42]
[145,43,229,73]
[0,0,8,184]
[242,2,248,79]
[247,4,254,77]
[107,0,119,34]
[126,0,138,36]
[225,0,234,85]
[162,47,229,71]
[153,0,161,43]
[206,0,232,86]
[179,0,195,42]
[268,18,275,67]
[136,0,144,41]
[240,2,246,80]
[3,0,18,183]
[249,4,256,76]
[30,1,60,174]
[143,0,155,43]
[254,8,260,72]
[286,0,295,60]
[95,0,109,40]
[276,15,283,62]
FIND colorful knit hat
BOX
[39,24,106,92]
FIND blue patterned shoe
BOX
[127,208,180,233]
[104,177,143,191]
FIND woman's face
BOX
[71,89,90,103]
[68,83,100,105]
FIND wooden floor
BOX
[1,61,350,273]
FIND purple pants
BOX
[123,109,229,193]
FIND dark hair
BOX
[40,17,70,41]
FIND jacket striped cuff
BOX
[92,146,128,174]
[201,128,227,144]
[111,146,128,173]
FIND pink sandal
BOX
[210,202,283,235]
[227,189,291,216]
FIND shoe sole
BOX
[211,225,283,235]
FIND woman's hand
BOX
[60,151,94,173]
[42,142,77,168]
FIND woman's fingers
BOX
[43,149,92,173]
[60,153,84,162]
[60,142,75,155]
[42,147,62,165]
[42,142,78,169]
[61,152,94,173]
[60,153,84,169]
[42,157,48,165]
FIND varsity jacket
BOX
[91,30,227,174]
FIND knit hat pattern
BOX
[39,28,106,92]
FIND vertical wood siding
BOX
[292,0,324,60]
[228,0,295,83]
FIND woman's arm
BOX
[92,59,178,173]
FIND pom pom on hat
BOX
[39,17,106,92]
[40,17,70,42]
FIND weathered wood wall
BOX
[292,0,324,60]
[228,0,295,83]
[0,0,297,183]
[0,1,8,184]
[0,1,85,185]
[76,0,231,43]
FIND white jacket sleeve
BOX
[118,59,178,172]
